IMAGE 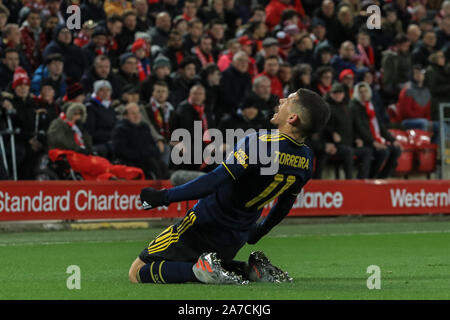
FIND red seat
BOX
[407,129,438,173]
[388,129,414,175]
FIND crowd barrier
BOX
[0,179,449,221]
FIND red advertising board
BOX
[0,180,449,221]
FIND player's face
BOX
[270,92,297,126]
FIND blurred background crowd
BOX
[0,0,449,181]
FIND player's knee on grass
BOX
[129,257,145,283]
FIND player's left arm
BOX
[247,190,298,245]
[139,164,234,209]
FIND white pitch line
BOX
[0,229,450,247]
[270,229,450,238]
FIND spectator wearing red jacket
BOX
[255,55,283,99]
[396,65,438,141]
[20,8,47,71]
[265,0,305,31]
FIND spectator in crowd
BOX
[412,30,437,67]
[355,29,375,71]
[145,80,175,144]
[255,55,283,99]
[0,48,20,91]
[328,5,358,49]
[81,26,109,68]
[1,23,32,73]
[246,21,268,50]
[115,52,140,92]
[323,82,373,179]
[217,38,241,71]
[1,67,42,179]
[199,0,225,25]
[249,75,279,121]
[43,25,86,82]
[351,82,402,179]
[140,55,172,104]
[30,53,66,99]
[310,17,327,46]
[131,38,151,82]
[74,20,97,48]
[219,50,252,115]
[170,56,198,106]
[182,18,204,54]
[171,84,211,171]
[150,12,172,48]
[114,84,167,157]
[313,65,334,96]
[218,94,268,133]
[287,33,314,67]
[85,80,116,158]
[207,20,225,58]
[32,78,60,137]
[407,23,422,49]
[104,0,133,17]
[265,0,304,32]
[134,0,152,32]
[288,63,313,94]
[117,9,138,55]
[0,5,10,37]
[81,55,121,99]
[80,0,107,24]
[381,33,412,104]
[313,43,333,68]
[331,41,363,80]
[161,30,185,71]
[255,37,280,73]
[47,102,93,155]
[338,68,355,100]
[193,34,215,68]
[436,16,450,51]
[424,50,450,123]
[42,15,59,45]
[381,3,404,46]
[313,0,336,32]
[61,82,86,107]
[112,102,169,179]
[183,0,199,22]
[278,62,292,98]
[20,8,47,71]
[199,63,222,126]
[396,65,437,140]
[104,14,123,68]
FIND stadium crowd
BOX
[0,0,449,181]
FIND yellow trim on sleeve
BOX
[222,162,237,180]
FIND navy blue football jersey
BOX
[192,132,314,232]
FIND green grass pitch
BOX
[1,218,450,300]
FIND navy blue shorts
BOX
[138,208,247,264]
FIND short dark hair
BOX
[294,88,330,137]
[107,14,123,24]
[3,47,19,58]
[154,80,169,88]
[395,33,409,45]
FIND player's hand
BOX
[140,187,169,210]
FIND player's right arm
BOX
[247,191,298,244]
